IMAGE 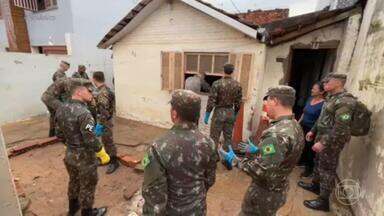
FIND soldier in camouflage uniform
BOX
[142,90,217,215]
[92,71,119,174]
[52,61,70,82]
[55,79,110,216]
[220,86,304,216]
[204,63,242,152]
[72,65,90,80]
[41,78,96,137]
[299,74,355,211]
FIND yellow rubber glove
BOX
[96,147,110,165]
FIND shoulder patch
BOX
[262,143,276,156]
[340,113,351,121]
[142,153,151,168]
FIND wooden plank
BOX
[161,52,170,90]
[173,52,183,89]
[240,54,253,99]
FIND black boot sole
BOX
[297,182,320,195]
[303,200,330,212]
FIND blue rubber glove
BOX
[94,124,105,137]
[204,112,211,124]
[239,138,259,154]
[219,146,237,169]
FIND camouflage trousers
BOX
[312,134,346,200]
[210,107,236,151]
[48,107,56,137]
[64,150,98,209]
[240,182,286,216]
[101,120,116,157]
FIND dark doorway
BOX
[288,49,336,119]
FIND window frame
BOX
[184,52,229,77]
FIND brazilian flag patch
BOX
[142,153,150,168]
[340,114,351,121]
[262,144,276,156]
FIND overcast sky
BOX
[204,0,308,13]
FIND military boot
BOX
[67,199,80,216]
[81,207,107,216]
[106,157,120,174]
[298,181,320,195]
[303,197,330,211]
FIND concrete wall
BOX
[336,0,384,214]
[0,128,22,215]
[68,0,136,86]
[0,19,8,52]
[113,0,266,138]
[263,22,345,98]
[0,52,68,125]
[25,0,73,46]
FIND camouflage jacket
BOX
[52,69,67,82]
[41,78,71,110]
[55,99,102,153]
[311,91,355,147]
[239,115,304,192]
[142,122,217,215]
[72,71,89,80]
[94,85,115,125]
[206,77,242,114]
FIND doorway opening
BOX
[288,48,337,119]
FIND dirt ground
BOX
[3,116,346,216]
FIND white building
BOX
[0,0,137,85]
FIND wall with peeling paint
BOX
[113,0,266,138]
[0,53,69,125]
[337,0,384,214]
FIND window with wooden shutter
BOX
[161,51,184,91]
[229,53,254,99]
[161,52,171,90]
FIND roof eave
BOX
[259,7,361,46]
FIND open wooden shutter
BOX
[229,53,254,99]
[161,51,184,91]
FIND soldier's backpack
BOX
[351,99,372,136]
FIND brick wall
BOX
[237,9,289,25]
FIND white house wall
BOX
[337,0,384,214]
[113,0,266,137]
[263,22,345,96]
[25,0,73,46]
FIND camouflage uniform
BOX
[52,69,67,82]
[42,78,72,136]
[311,90,355,200]
[142,90,217,215]
[41,78,96,137]
[55,98,102,210]
[94,85,116,157]
[206,76,242,150]
[72,71,89,80]
[239,86,304,216]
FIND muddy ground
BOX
[3,116,344,216]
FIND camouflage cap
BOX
[69,78,93,91]
[326,73,347,82]
[170,89,201,107]
[78,65,86,69]
[223,63,235,74]
[265,85,296,107]
[170,90,201,122]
